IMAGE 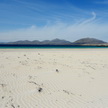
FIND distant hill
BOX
[0,38,107,46]
[7,38,72,45]
[8,40,41,45]
[72,38,107,45]
[42,38,72,45]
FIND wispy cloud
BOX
[0,18,108,42]
[0,0,108,42]
[12,0,46,13]
[80,12,96,25]
[0,0,99,26]
[10,0,90,24]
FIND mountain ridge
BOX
[1,38,107,45]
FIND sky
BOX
[0,0,108,42]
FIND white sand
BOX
[0,49,108,108]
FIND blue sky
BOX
[0,0,108,42]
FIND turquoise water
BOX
[0,45,108,49]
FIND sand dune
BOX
[0,49,108,108]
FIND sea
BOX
[0,45,108,49]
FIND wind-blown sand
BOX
[0,49,108,108]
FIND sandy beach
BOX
[0,48,108,108]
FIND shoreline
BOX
[0,48,108,52]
